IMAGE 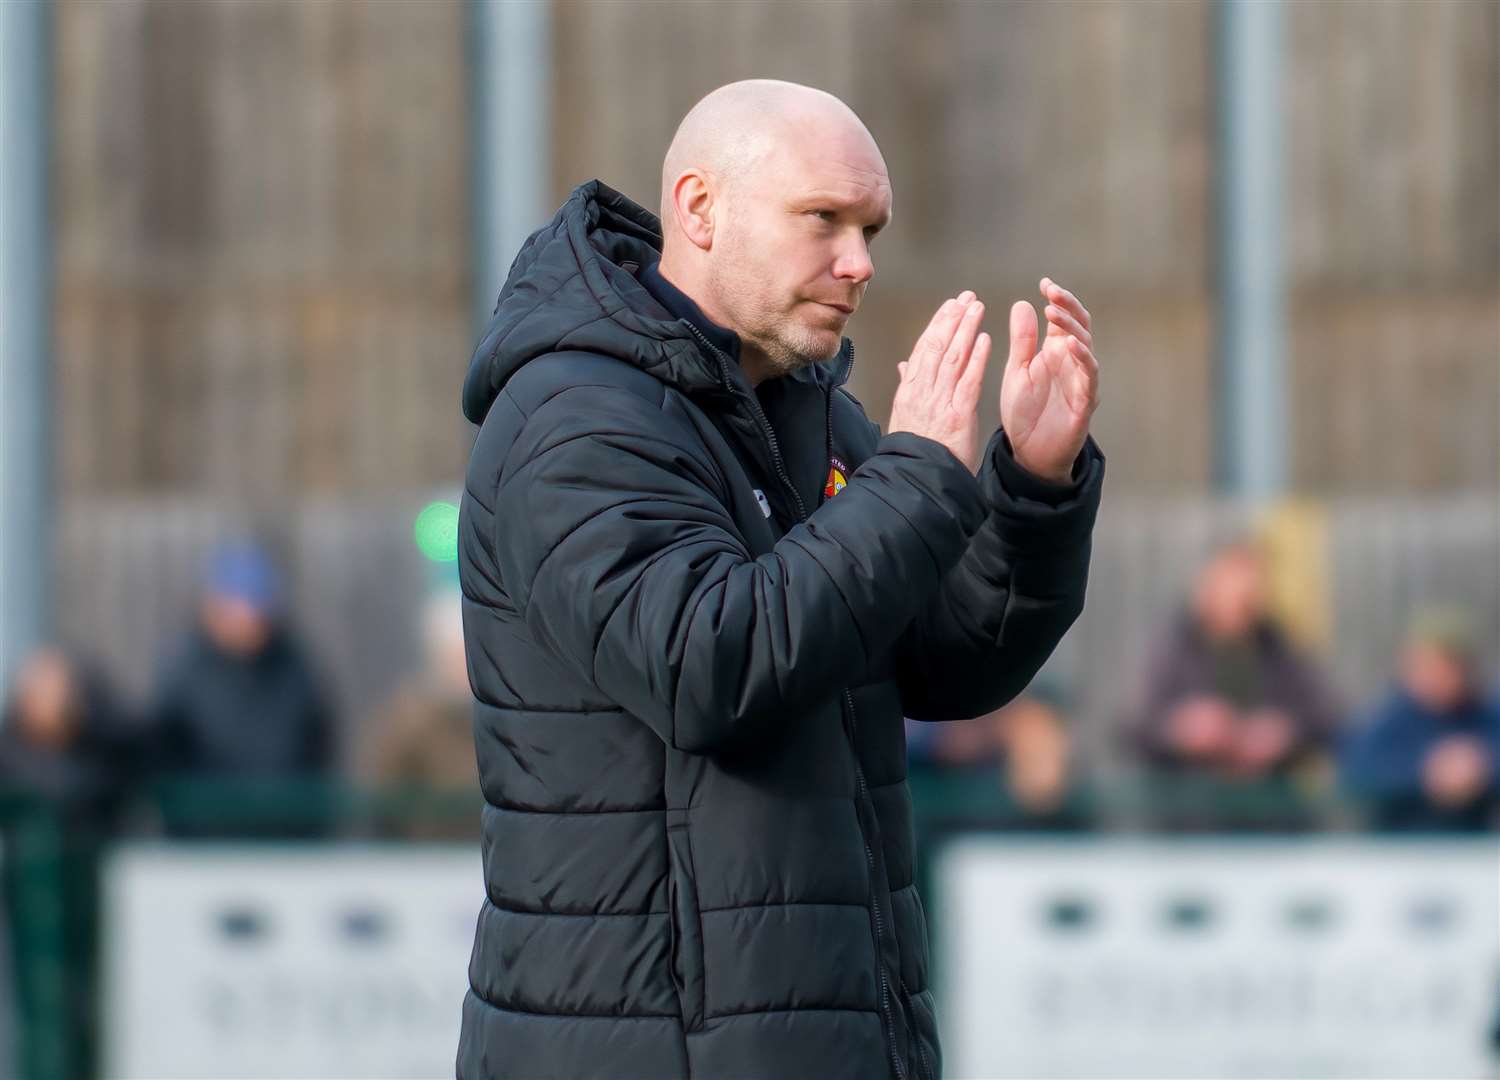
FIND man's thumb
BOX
[1008,301,1038,371]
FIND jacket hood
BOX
[462,180,851,424]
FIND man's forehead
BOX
[781,142,893,219]
[790,172,892,222]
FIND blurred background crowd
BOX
[0,1,1495,1079]
[10,529,1499,842]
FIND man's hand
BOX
[1001,278,1101,484]
[1226,707,1297,778]
[888,291,991,473]
[1164,695,1236,762]
[1422,735,1491,808]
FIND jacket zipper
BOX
[686,323,809,521]
[687,325,907,1080]
[823,342,855,469]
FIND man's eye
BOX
[813,210,837,222]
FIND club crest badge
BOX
[824,455,849,499]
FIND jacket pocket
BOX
[665,809,706,1031]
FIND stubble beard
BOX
[759,323,838,379]
[707,239,838,380]
[723,290,841,380]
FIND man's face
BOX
[16,650,79,750]
[1401,643,1469,713]
[201,592,273,657]
[707,132,892,378]
[1194,548,1267,638]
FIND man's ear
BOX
[671,170,715,252]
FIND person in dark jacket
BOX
[1340,607,1500,832]
[0,646,130,1080]
[149,540,335,837]
[0,647,130,826]
[456,79,1105,1080]
[1122,538,1342,830]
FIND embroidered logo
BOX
[752,488,772,518]
[824,455,849,499]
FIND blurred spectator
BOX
[149,540,335,837]
[0,647,131,824]
[1123,539,1342,830]
[1339,607,1500,832]
[907,680,1090,831]
[0,647,129,1080]
[1002,695,1076,821]
[363,585,478,838]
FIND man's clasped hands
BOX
[888,278,1101,483]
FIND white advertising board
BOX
[101,844,481,1080]
[934,838,1500,1079]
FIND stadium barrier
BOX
[1,779,1494,1080]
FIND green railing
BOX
[4,793,85,1080]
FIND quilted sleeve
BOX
[490,383,986,754]
[896,426,1106,721]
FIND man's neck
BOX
[646,259,777,388]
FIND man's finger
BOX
[1067,334,1099,379]
[923,296,980,388]
[1040,277,1090,331]
[953,331,992,412]
[916,299,956,351]
[913,298,964,387]
[1007,300,1038,373]
[1044,305,1091,346]
[938,300,986,390]
[1067,336,1102,414]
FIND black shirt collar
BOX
[638,258,741,363]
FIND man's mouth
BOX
[815,301,855,315]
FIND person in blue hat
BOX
[147,539,335,837]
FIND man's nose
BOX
[834,238,874,285]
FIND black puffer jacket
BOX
[456,180,1105,1080]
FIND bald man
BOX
[456,80,1105,1080]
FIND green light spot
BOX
[414,501,459,562]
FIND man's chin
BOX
[776,342,841,376]
[798,324,844,358]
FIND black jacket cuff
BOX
[989,428,1092,506]
[975,427,1106,555]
